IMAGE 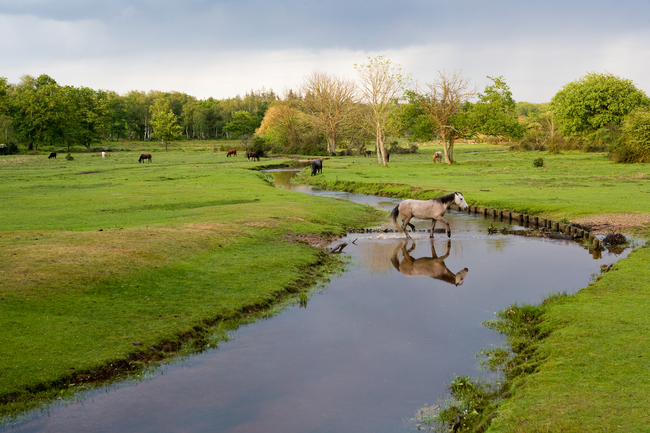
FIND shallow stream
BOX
[7,171,631,433]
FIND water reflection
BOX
[391,240,469,286]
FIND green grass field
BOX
[2,142,650,431]
[0,148,383,418]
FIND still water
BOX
[8,174,629,433]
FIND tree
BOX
[470,76,525,142]
[12,74,64,151]
[407,70,475,164]
[300,71,357,154]
[613,108,650,162]
[355,56,406,166]
[60,86,109,152]
[222,110,260,139]
[257,92,312,152]
[150,99,182,151]
[551,72,650,138]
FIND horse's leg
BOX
[407,223,416,232]
[401,216,413,239]
[435,216,451,238]
[430,219,437,238]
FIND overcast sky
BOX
[1,0,649,102]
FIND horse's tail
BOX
[390,205,403,233]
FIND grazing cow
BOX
[433,151,443,163]
[247,151,260,161]
[311,158,323,176]
[384,151,390,163]
[138,153,152,163]
[363,150,372,157]
[48,152,57,159]
[226,149,237,157]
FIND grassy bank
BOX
[301,143,650,235]
[0,150,383,418]
[488,244,650,432]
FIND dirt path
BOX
[572,213,650,235]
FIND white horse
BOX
[433,151,442,163]
[390,192,469,238]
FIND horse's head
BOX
[454,268,469,286]
[454,192,469,211]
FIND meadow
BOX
[2,141,650,431]
[0,147,383,418]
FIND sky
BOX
[1,0,649,103]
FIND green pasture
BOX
[0,149,383,418]
[303,143,650,228]
[2,143,650,431]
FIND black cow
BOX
[48,152,57,159]
[311,158,323,176]
[247,151,260,162]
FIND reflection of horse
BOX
[390,192,469,238]
[433,151,442,163]
[139,153,152,163]
[227,149,237,157]
[311,158,322,176]
[390,240,469,286]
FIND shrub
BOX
[532,157,544,167]
[387,142,418,154]
[246,134,271,158]
[609,108,650,163]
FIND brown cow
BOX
[227,149,237,157]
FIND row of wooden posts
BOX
[346,205,604,251]
[448,204,604,251]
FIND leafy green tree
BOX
[60,86,109,152]
[150,99,182,151]
[104,91,128,141]
[222,110,260,139]
[470,76,525,141]
[551,72,650,138]
[12,74,64,151]
[124,91,153,140]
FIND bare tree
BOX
[300,71,357,154]
[412,70,476,164]
[355,56,405,166]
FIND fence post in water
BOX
[533,216,539,226]
[552,221,559,231]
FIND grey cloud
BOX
[3,0,650,54]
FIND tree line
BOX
[1,59,649,163]
[0,74,276,153]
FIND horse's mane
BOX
[434,192,457,205]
